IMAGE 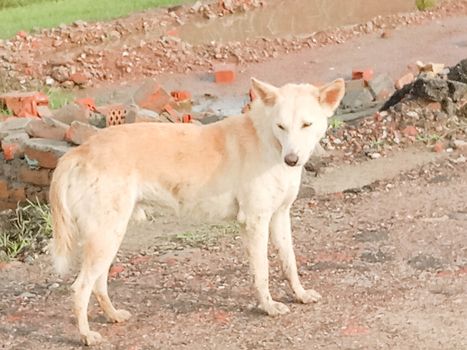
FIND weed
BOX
[329,118,344,130]
[416,133,440,143]
[43,87,73,109]
[0,198,52,261]
[174,222,239,248]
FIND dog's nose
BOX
[284,153,299,167]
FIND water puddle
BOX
[179,0,416,45]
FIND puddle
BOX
[180,0,416,45]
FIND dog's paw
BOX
[297,289,322,304]
[111,309,132,323]
[81,331,103,346]
[261,301,290,316]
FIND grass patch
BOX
[174,222,239,248]
[43,87,73,109]
[0,0,188,39]
[329,118,344,130]
[0,199,52,261]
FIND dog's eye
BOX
[277,124,286,130]
[302,122,312,128]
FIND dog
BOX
[50,77,345,345]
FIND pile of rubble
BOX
[1,0,466,90]
[0,81,200,210]
[322,59,467,161]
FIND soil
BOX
[0,151,466,350]
[1,1,467,349]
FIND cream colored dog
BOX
[50,77,345,345]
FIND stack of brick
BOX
[0,82,194,210]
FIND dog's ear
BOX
[251,78,278,107]
[319,78,345,118]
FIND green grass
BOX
[0,0,187,39]
[329,118,344,130]
[43,87,73,109]
[174,223,239,248]
[0,199,52,261]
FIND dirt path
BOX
[1,149,466,350]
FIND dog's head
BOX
[250,78,345,167]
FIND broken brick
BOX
[402,126,418,137]
[0,91,49,118]
[109,264,124,278]
[182,114,193,123]
[213,63,236,83]
[0,178,8,199]
[432,142,444,153]
[19,166,51,186]
[65,121,99,145]
[171,90,192,102]
[75,97,96,112]
[25,118,67,141]
[2,132,29,160]
[133,81,172,113]
[352,68,374,83]
[23,138,71,169]
[162,104,181,123]
[96,104,128,126]
[395,72,415,90]
[69,72,89,85]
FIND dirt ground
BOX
[0,149,466,350]
[1,1,467,349]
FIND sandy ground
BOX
[0,148,466,350]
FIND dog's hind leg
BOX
[71,185,136,346]
[242,215,290,316]
[270,206,321,304]
[93,268,131,323]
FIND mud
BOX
[180,0,416,44]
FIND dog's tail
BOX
[49,155,79,276]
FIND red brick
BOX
[25,118,67,141]
[182,114,193,123]
[18,166,51,186]
[162,104,181,123]
[0,91,48,118]
[9,185,26,202]
[96,104,128,126]
[23,139,71,169]
[0,178,8,199]
[2,143,22,161]
[0,200,18,210]
[170,90,192,102]
[69,72,89,85]
[65,121,99,145]
[75,97,96,112]
[402,126,418,137]
[109,264,124,278]
[395,72,414,90]
[352,68,374,83]
[214,63,236,84]
[133,81,172,113]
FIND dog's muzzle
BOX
[284,153,299,167]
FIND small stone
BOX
[432,142,444,153]
[48,282,60,289]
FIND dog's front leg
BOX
[270,206,322,304]
[242,215,290,316]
